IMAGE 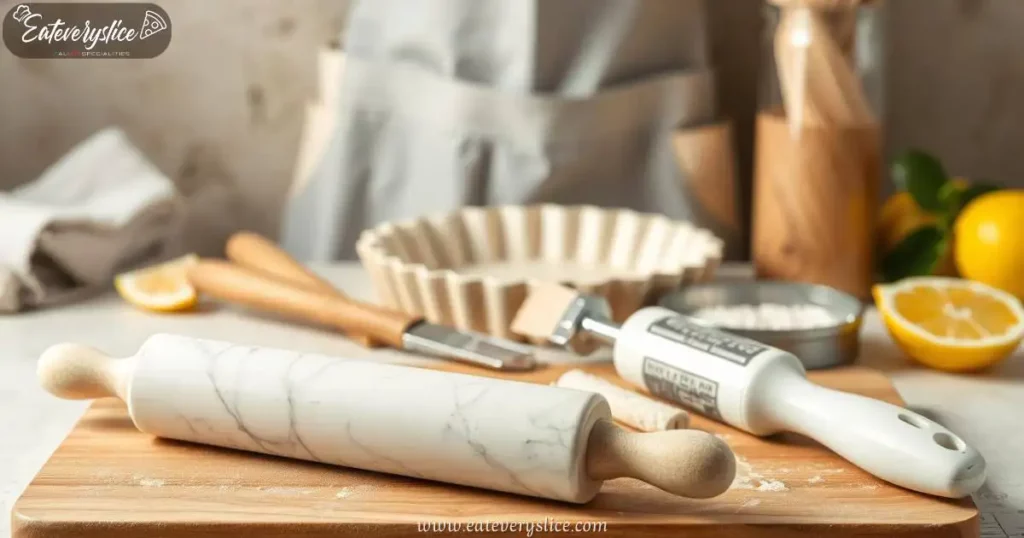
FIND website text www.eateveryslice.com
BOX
[417,518,607,535]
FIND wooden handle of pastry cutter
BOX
[586,420,736,499]
[225,232,379,347]
[187,260,414,349]
[37,345,738,499]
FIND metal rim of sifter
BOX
[658,281,865,369]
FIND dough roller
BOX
[37,334,736,503]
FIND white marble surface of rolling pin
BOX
[127,334,610,503]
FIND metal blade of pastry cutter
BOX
[402,322,537,371]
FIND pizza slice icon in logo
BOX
[139,10,167,40]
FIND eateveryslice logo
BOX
[4,3,171,58]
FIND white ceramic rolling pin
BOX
[37,334,736,503]
[513,284,988,499]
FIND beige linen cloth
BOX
[0,128,184,312]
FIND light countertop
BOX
[2,264,1022,537]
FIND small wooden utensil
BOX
[225,232,378,347]
[187,259,537,371]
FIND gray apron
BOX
[282,0,730,261]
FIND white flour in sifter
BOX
[691,303,837,331]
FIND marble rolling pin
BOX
[512,284,987,499]
[37,334,736,503]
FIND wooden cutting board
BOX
[13,363,978,538]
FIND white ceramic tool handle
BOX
[612,307,987,499]
[759,366,986,498]
[37,336,735,502]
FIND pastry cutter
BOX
[186,233,536,371]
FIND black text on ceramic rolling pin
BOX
[416,518,608,535]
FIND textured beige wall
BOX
[887,0,1024,186]
[2,0,1022,256]
[0,0,349,254]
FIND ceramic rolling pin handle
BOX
[586,420,736,499]
[224,232,379,347]
[37,344,134,401]
[187,260,415,349]
[763,368,987,498]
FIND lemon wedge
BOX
[874,277,1024,372]
[114,254,200,313]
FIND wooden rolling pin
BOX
[37,334,736,503]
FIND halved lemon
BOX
[874,277,1024,372]
[114,254,199,312]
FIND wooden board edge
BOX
[11,514,982,538]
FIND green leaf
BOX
[891,150,949,213]
[880,225,948,282]
[937,181,964,210]
[958,182,1002,210]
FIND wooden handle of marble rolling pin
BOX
[225,232,379,347]
[37,344,133,400]
[586,420,736,499]
[187,260,414,349]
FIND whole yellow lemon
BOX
[955,190,1024,299]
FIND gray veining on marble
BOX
[128,333,610,503]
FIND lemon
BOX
[955,190,1024,299]
[874,277,1024,372]
[114,254,200,312]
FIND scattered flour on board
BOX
[756,480,788,492]
[730,457,788,492]
[808,475,824,484]
[258,486,313,495]
[336,485,377,499]
[132,475,165,487]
